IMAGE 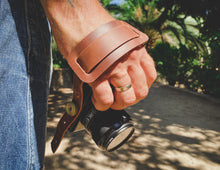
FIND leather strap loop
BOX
[67,20,148,83]
[77,24,139,73]
[75,20,122,54]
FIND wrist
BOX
[41,0,114,57]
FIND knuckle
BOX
[111,104,125,111]
[123,96,136,106]
[111,72,128,82]
[100,96,114,107]
[95,102,112,111]
[148,70,157,82]
[136,87,149,99]
[93,95,114,111]
[109,63,125,76]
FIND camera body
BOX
[68,84,135,151]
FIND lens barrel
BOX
[80,107,134,151]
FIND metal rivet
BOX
[66,102,78,116]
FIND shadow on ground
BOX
[45,83,220,170]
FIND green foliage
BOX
[151,42,179,86]
[100,0,112,6]
[199,33,220,96]
[101,0,220,97]
[151,42,220,96]
[52,37,69,69]
[103,0,206,50]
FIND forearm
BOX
[40,0,114,57]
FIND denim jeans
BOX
[0,0,51,169]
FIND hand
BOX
[40,0,157,111]
[90,47,157,111]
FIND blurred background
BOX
[52,0,220,97]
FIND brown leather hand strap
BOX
[51,74,83,153]
[67,20,148,83]
[51,20,148,153]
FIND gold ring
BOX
[115,84,132,92]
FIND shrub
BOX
[51,37,69,69]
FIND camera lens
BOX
[68,84,135,151]
[81,107,134,151]
[105,124,134,151]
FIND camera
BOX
[68,84,135,151]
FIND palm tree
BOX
[102,0,206,51]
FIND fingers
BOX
[90,79,114,111]
[128,65,149,101]
[140,49,157,88]
[110,70,136,110]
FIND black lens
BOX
[100,122,134,151]
[80,108,134,151]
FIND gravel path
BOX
[44,82,220,170]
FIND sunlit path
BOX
[45,83,220,170]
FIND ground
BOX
[44,82,220,170]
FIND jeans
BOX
[0,0,51,169]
